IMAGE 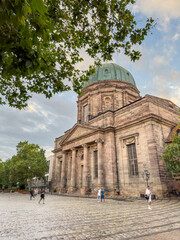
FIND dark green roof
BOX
[84,63,136,87]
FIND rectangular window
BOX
[81,165,84,186]
[59,160,62,182]
[127,143,138,176]
[83,104,88,123]
[94,150,98,178]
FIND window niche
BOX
[127,143,138,176]
[120,133,139,177]
[83,104,88,123]
[59,160,62,182]
[94,150,98,179]
[102,96,112,111]
[81,165,84,186]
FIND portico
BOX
[54,124,105,194]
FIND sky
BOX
[1,0,180,161]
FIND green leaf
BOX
[30,0,46,15]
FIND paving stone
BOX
[0,193,180,240]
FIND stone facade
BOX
[51,66,179,198]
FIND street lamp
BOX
[142,169,150,187]
[86,173,91,197]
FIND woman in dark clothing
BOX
[38,189,45,204]
[30,189,34,200]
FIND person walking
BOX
[39,189,45,204]
[34,188,38,198]
[101,188,105,202]
[97,188,101,202]
[30,189,34,200]
[145,186,152,210]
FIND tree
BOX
[0,159,6,188]
[0,159,10,188]
[0,0,154,109]
[8,141,49,186]
[163,133,180,180]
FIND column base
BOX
[67,187,77,194]
[59,188,66,193]
[80,187,89,195]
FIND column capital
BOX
[71,147,76,151]
[95,138,104,144]
[82,143,88,148]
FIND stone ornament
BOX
[95,138,104,144]
[119,133,139,148]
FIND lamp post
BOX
[86,173,91,197]
[28,166,32,189]
[142,169,150,187]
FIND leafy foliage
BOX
[163,133,180,180]
[0,0,154,108]
[0,159,10,188]
[0,141,49,187]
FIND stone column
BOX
[60,151,66,192]
[96,138,104,187]
[57,156,62,191]
[67,154,71,188]
[71,148,76,189]
[83,144,88,188]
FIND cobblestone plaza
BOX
[0,193,180,240]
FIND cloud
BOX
[0,92,77,160]
[133,0,180,19]
[153,56,167,65]
[132,0,180,31]
[172,33,180,41]
[113,32,180,106]
[147,63,180,106]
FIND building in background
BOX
[51,63,179,198]
[46,155,54,191]
[30,155,54,190]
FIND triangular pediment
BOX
[62,124,99,144]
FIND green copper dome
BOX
[84,63,136,87]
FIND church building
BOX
[51,63,179,198]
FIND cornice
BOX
[144,94,179,114]
[81,79,140,95]
[52,147,62,153]
[115,113,177,132]
[61,128,105,146]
